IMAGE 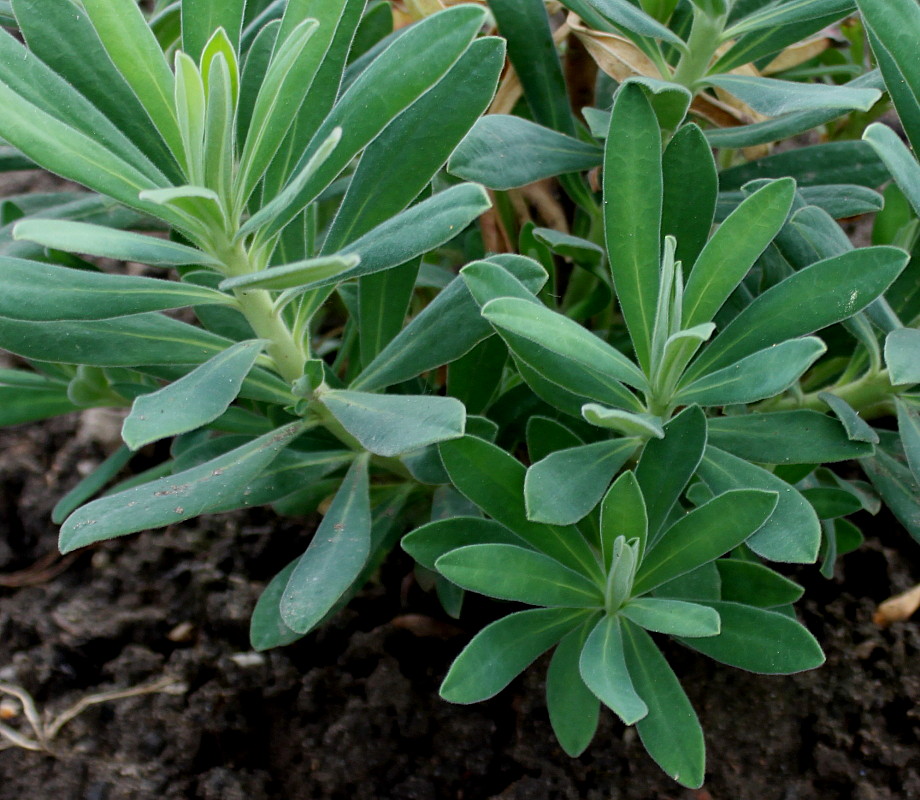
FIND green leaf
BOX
[352,258,546,392]
[683,178,795,327]
[579,615,648,725]
[318,390,465,457]
[708,410,874,464]
[436,544,603,608]
[886,328,920,386]
[862,124,920,217]
[581,405,665,439]
[12,0,181,179]
[448,115,602,191]
[547,625,601,757]
[326,36,504,251]
[525,439,638,525]
[402,517,525,571]
[678,601,824,674]
[705,75,880,118]
[122,340,265,450]
[601,471,647,571]
[716,559,803,608]
[684,248,909,380]
[60,422,304,552]
[583,0,688,51]
[719,141,888,191]
[604,83,662,373]
[0,369,75,425]
[13,219,221,268]
[635,405,707,542]
[858,0,920,152]
[279,456,370,633]
[182,0,245,61]
[621,598,720,638]
[275,5,488,230]
[440,607,587,703]
[0,312,236,367]
[896,398,920,484]
[202,49,235,201]
[662,124,717,269]
[0,257,229,322]
[818,392,879,444]
[481,297,648,391]
[250,556,304,650]
[697,446,820,563]
[861,444,920,542]
[51,445,133,525]
[725,0,855,37]
[633,489,777,594]
[801,487,863,519]
[219,254,359,292]
[626,77,692,137]
[490,0,574,134]
[622,620,704,788]
[439,436,603,579]
[82,0,184,161]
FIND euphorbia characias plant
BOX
[0,0,916,791]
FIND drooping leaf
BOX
[280,456,371,633]
[60,422,304,552]
[440,607,587,703]
[678,601,825,674]
[579,615,648,725]
[122,340,265,450]
[319,390,465,457]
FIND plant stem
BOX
[756,369,900,419]
[671,10,725,89]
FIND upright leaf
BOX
[182,0,246,61]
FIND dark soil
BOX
[0,413,918,800]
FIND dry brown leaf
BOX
[762,36,833,75]
[568,12,659,83]
[874,583,920,627]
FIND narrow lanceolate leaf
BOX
[82,0,184,161]
[886,328,920,386]
[717,560,803,608]
[685,247,909,381]
[708,410,874,464]
[675,337,826,406]
[622,621,705,789]
[51,445,134,525]
[60,422,304,552]
[583,0,688,51]
[481,297,648,391]
[0,257,231,322]
[862,444,920,542]
[326,37,505,251]
[436,544,604,608]
[683,179,795,327]
[896,399,920,484]
[440,607,587,703]
[697,446,820,564]
[705,76,880,118]
[858,0,920,153]
[402,517,526,571]
[581,406,664,439]
[319,390,465,457]
[0,369,76,427]
[448,116,602,191]
[275,5,488,231]
[725,0,855,38]
[122,340,266,450]
[636,405,707,543]
[0,313,233,368]
[601,471,647,570]
[819,392,879,444]
[633,490,778,595]
[678,601,825,674]
[182,0,246,61]
[331,184,490,285]
[579,615,648,725]
[547,626,601,757]
[439,436,603,579]
[525,439,638,526]
[13,220,221,268]
[0,80,165,217]
[863,124,920,217]
[621,598,720,638]
[280,457,371,633]
[250,557,304,651]
[219,255,360,292]
[604,83,662,373]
